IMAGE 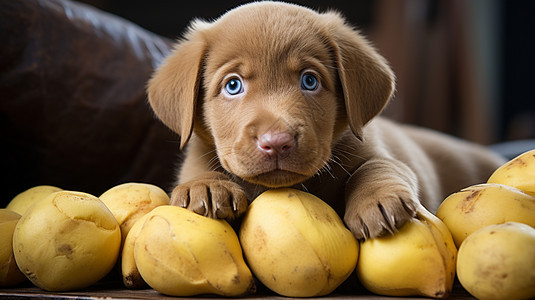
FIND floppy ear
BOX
[147,24,207,149]
[327,14,395,139]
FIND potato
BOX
[6,185,62,215]
[0,209,26,287]
[457,222,535,300]
[132,205,255,296]
[99,182,169,244]
[12,191,121,291]
[436,183,535,247]
[239,188,358,297]
[488,149,535,195]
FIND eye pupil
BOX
[301,73,318,91]
[225,78,243,95]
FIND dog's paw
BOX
[170,179,248,222]
[344,185,418,240]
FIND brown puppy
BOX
[148,2,504,239]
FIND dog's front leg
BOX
[170,171,248,222]
[344,158,419,240]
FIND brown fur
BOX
[148,2,504,239]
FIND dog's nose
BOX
[257,132,296,158]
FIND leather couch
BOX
[1,0,182,204]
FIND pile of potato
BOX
[436,149,535,300]
[1,183,169,290]
[1,149,534,300]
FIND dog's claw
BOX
[170,178,248,223]
[345,190,418,240]
[170,185,189,208]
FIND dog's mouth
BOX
[243,169,310,188]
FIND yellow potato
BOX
[239,188,358,297]
[99,182,169,244]
[0,209,26,287]
[488,149,535,195]
[13,191,121,291]
[6,185,62,215]
[132,205,255,296]
[436,183,535,247]
[121,212,151,288]
[357,207,456,299]
[457,222,535,300]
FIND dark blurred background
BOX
[80,0,535,145]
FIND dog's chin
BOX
[242,169,310,188]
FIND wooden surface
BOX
[0,279,476,299]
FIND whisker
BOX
[314,158,336,180]
[207,156,221,172]
[329,156,351,176]
[199,149,217,159]
[332,147,366,161]
[330,154,352,169]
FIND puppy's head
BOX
[148,2,394,187]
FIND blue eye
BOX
[301,73,319,91]
[225,78,243,95]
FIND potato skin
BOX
[457,222,535,300]
[436,183,535,247]
[0,209,27,287]
[132,205,255,296]
[239,188,358,297]
[99,182,169,244]
[487,149,535,196]
[12,191,121,291]
[6,185,62,215]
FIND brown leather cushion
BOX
[0,0,181,203]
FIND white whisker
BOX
[332,147,365,161]
[314,157,336,180]
[330,156,351,176]
[206,155,221,171]
[199,149,217,159]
